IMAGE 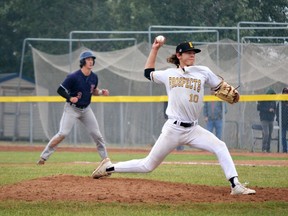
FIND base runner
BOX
[37,50,110,165]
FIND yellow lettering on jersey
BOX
[197,79,201,92]
[169,76,201,92]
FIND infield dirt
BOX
[0,145,287,203]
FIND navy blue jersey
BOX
[61,69,98,107]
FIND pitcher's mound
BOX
[1,175,288,203]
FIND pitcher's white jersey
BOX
[151,65,221,122]
[93,41,256,195]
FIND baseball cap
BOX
[176,42,201,54]
[266,88,276,94]
[282,87,288,94]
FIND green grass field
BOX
[0,148,287,216]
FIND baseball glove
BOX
[214,80,240,104]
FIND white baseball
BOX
[156,35,165,43]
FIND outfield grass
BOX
[1,201,287,216]
[0,150,287,216]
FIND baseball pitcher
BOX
[91,38,255,195]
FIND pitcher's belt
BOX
[173,120,198,128]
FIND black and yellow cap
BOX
[176,42,201,54]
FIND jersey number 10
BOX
[189,94,199,103]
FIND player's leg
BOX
[187,125,238,179]
[92,120,182,178]
[114,121,181,172]
[113,127,178,173]
[267,121,273,152]
[37,104,78,164]
[282,126,287,153]
[206,119,213,133]
[186,125,255,195]
[215,119,223,140]
[80,107,108,160]
[261,120,269,152]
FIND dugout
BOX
[0,73,46,142]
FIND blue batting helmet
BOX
[79,50,96,61]
[79,50,96,68]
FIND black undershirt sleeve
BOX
[144,68,155,80]
[57,86,71,101]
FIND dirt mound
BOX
[1,175,287,203]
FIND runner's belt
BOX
[70,103,88,109]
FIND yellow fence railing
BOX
[0,95,287,103]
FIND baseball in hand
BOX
[156,35,165,43]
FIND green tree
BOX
[0,0,114,77]
[0,0,287,79]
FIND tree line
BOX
[0,0,287,79]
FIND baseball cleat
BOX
[36,158,45,165]
[230,183,256,195]
[91,157,112,179]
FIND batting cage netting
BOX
[30,39,288,150]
